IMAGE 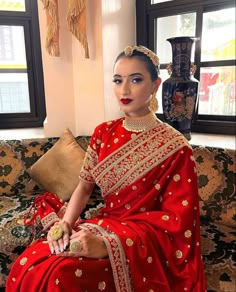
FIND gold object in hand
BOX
[50,224,64,241]
[70,240,83,253]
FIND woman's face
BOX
[113,57,161,117]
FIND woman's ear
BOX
[152,77,161,95]
[155,77,162,91]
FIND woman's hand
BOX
[47,221,72,254]
[59,229,108,259]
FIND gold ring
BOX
[70,240,83,253]
[50,224,64,241]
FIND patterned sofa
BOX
[0,136,235,291]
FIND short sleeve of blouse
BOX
[79,124,103,183]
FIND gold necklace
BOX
[122,112,159,133]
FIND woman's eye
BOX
[132,77,142,83]
[112,79,122,84]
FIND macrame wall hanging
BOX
[41,0,89,58]
[67,0,89,58]
[41,0,60,56]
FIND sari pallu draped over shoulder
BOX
[79,120,206,291]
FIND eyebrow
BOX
[113,73,144,78]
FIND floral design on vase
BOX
[162,36,199,140]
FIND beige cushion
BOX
[28,129,85,201]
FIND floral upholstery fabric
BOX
[193,145,236,292]
[0,137,98,288]
[0,138,235,291]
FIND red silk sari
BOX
[6,119,206,292]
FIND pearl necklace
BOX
[122,112,160,133]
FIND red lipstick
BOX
[121,98,132,105]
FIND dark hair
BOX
[115,50,159,81]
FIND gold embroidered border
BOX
[79,223,133,292]
[92,125,190,195]
[40,212,59,230]
[79,145,98,183]
[92,124,168,180]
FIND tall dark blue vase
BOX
[162,36,199,140]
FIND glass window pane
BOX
[0,73,30,113]
[198,66,235,115]
[201,8,236,61]
[156,13,196,64]
[0,25,27,69]
[0,0,25,12]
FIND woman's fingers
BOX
[47,238,55,254]
[48,227,108,258]
[70,230,83,239]
[58,250,81,257]
[57,238,65,253]
[62,233,70,250]
[47,221,72,254]
[58,238,84,257]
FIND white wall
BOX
[102,0,136,121]
[38,0,75,136]
[38,0,136,137]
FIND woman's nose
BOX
[121,80,131,95]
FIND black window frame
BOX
[136,0,236,135]
[0,0,46,129]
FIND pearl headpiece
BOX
[124,45,160,68]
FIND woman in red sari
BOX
[6,46,206,291]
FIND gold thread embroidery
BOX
[173,174,181,181]
[79,145,98,183]
[162,215,169,221]
[20,257,27,266]
[41,211,65,231]
[79,223,132,291]
[185,230,192,238]
[176,250,183,259]
[28,266,34,271]
[93,124,189,196]
[75,269,82,277]
[125,204,131,210]
[147,257,153,263]
[126,238,134,246]
[98,281,106,290]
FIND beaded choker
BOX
[122,112,160,133]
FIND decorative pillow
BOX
[28,129,85,201]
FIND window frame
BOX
[136,0,236,135]
[0,0,46,129]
